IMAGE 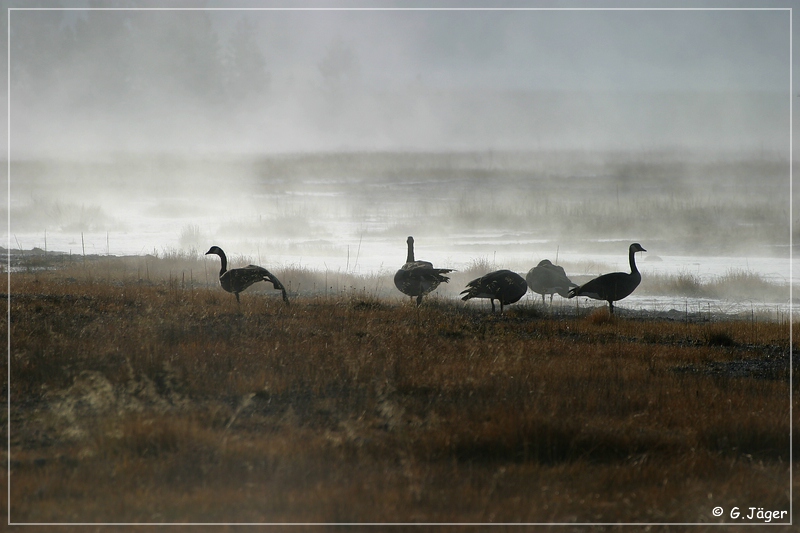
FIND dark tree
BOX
[318,37,359,89]
[223,17,270,102]
[10,9,77,106]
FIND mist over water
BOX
[4,7,793,312]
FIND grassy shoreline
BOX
[4,261,797,525]
[3,247,793,319]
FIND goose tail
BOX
[567,286,579,298]
[459,282,478,301]
[434,268,455,283]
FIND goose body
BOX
[567,243,646,314]
[526,259,577,304]
[394,236,453,305]
[460,270,528,313]
[205,246,289,304]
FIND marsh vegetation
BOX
[8,149,790,261]
[5,257,794,524]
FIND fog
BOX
[7,6,790,154]
[4,4,794,309]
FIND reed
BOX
[5,267,794,524]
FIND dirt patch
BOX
[673,349,793,381]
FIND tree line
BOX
[10,8,270,115]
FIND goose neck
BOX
[406,241,415,263]
[629,246,639,274]
[217,251,228,276]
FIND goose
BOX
[526,259,577,304]
[205,246,289,305]
[394,236,454,305]
[460,270,528,313]
[567,243,646,314]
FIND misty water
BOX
[6,8,793,319]
[6,150,793,319]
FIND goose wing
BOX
[568,271,640,302]
[401,261,453,282]
[528,262,576,297]
[461,270,527,304]
[221,265,289,304]
[395,262,453,297]
[220,265,267,293]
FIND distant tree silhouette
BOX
[223,18,270,102]
[318,37,359,89]
[9,7,279,152]
[10,9,77,107]
[69,9,137,109]
[11,8,232,114]
[132,10,226,106]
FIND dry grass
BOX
[641,269,791,303]
[3,262,796,525]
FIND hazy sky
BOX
[3,1,795,154]
[240,7,789,91]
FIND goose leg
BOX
[490,299,496,313]
[608,300,614,314]
[235,292,241,304]
[416,294,424,306]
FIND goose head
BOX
[205,246,224,257]
[630,243,646,254]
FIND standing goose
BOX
[394,236,454,306]
[460,270,528,313]
[567,243,646,314]
[205,246,289,305]
[526,259,577,304]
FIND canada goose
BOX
[394,236,453,305]
[205,246,289,305]
[460,270,528,313]
[567,243,646,314]
[526,259,577,304]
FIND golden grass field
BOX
[3,254,797,529]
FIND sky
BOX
[1,1,794,155]
[244,7,788,92]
